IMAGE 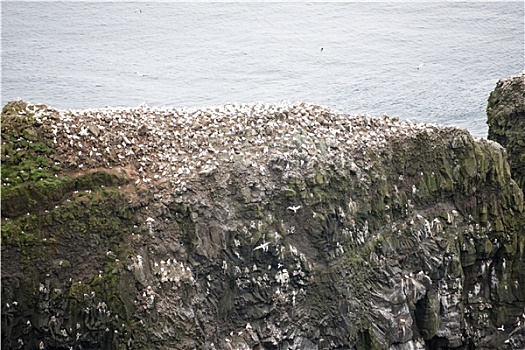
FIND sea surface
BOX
[2,2,523,137]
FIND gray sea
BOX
[2,2,524,137]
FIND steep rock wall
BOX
[487,71,525,191]
[1,97,524,350]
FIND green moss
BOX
[462,152,478,178]
[3,180,139,345]
[356,329,383,350]
[282,187,296,197]
[1,105,57,186]
[2,171,128,218]
[314,171,325,185]
[1,103,140,347]
[0,219,39,245]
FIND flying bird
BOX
[253,242,270,252]
[287,205,301,213]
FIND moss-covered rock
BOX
[1,104,147,350]
[2,90,525,350]
[487,72,525,192]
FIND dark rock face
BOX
[487,72,525,191]
[1,95,524,350]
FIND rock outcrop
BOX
[2,89,524,349]
[487,71,525,191]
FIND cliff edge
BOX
[487,71,525,192]
[2,80,524,349]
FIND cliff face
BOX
[1,89,524,349]
[487,71,525,191]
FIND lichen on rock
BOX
[1,87,524,350]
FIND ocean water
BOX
[2,2,523,137]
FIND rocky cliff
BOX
[1,81,524,349]
[487,71,525,192]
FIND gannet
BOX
[253,242,270,252]
[287,205,301,213]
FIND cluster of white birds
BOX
[21,101,453,195]
[152,257,194,284]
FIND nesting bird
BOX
[19,100,463,198]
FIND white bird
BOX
[287,205,301,213]
[253,242,270,252]
[498,325,505,331]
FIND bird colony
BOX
[21,101,447,189]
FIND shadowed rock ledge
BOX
[1,82,524,349]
